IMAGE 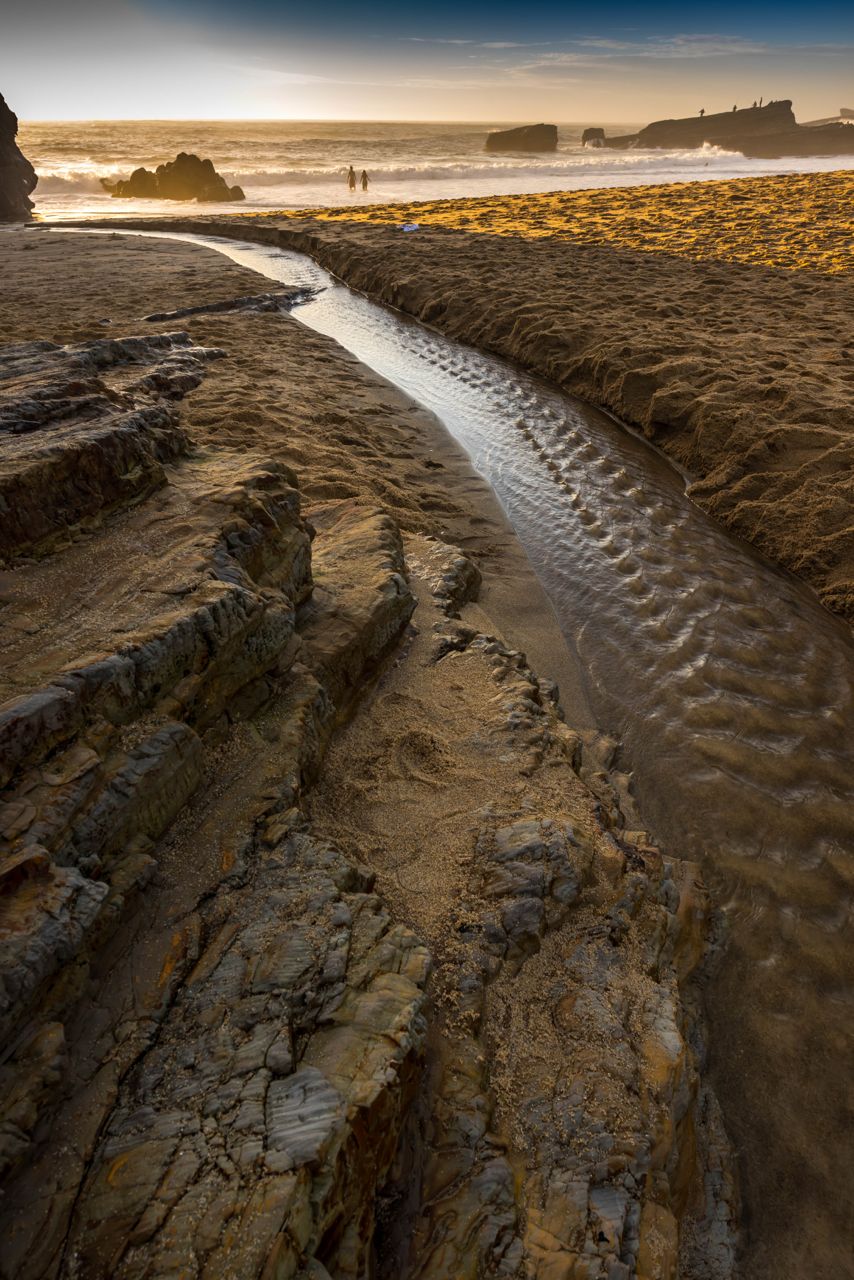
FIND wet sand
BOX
[214,168,854,622]
[0,227,731,1277]
[3,187,853,1276]
[0,229,585,713]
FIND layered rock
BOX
[0,333,218,559]
[0,485,420,1276]
[312,536,737,1278]
[0,92,37,221]
[486,123,558,152]
[102,152,245,202]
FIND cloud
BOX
[399,37,551,49]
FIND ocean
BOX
[19,118,848,220]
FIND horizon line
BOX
[18,116,647,126]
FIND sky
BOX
[2,0,852,122]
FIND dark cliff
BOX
[0,93,37,221]
[595,100,854,159]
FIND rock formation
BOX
[590,100,854,159]
[582,127,606,147]
[0,262,736,1276]
[485,124,558,153]
[0,93,37,221]
[102,152,244,202]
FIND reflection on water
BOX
[78,230,854,1276]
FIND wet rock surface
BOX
[312,537,737,1279]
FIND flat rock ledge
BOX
[0,326,735,1278]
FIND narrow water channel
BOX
[75,229,854,1277]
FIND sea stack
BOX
[0,92,37,221]
[485,123,558,152]
[585,99,854,159]
[101,152,245,202]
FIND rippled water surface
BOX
[78,230,854,1276]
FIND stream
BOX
[72,228,854,1276]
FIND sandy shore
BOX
[166,168,852,622]
[0,229,735,1276]
[0,229,587,715]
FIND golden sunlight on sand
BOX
[292,169,853,275]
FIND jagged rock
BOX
[311,534,738,1279]
[485,124,557,153]
[0,93,37,222]
[102,152,245,202]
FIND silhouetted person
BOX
[759,96,763,107]
[752,100,757,108]
[347,165,356,191]
[699,108,705,117]
[732,104,737,112]
[360,170,369,192]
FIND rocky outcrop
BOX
[0,333,219,560]
[102,152,244,202]
[592,99,854,158]
[312,535,737,1278]
[0,475,419,1277]
[0,245,734,1278]
[486,123,558,152]
[582,127,606,146]
[0,93,37,222]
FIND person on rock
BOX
[347,165,356,191]
[360,169,369,192]
[699,107,705,117]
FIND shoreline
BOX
[84,167,854,621]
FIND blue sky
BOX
[3,0,852,119]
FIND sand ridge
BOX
[289,169,854,276]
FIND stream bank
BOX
[50,216,854,1280]
[0,228,733,1278]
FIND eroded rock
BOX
[0,93,37,222]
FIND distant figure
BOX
[752,100,757,108]
[732,104,737,112]
[360,169,369,192]
[347,165,356,191]
[699,107,705,118]
[759,96,763,107]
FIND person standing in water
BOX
[360,170,369,192]
[347,165,356,191]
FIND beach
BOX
[0,226,731,1277]
[264,168,854,618]
[1,162,853,1280]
